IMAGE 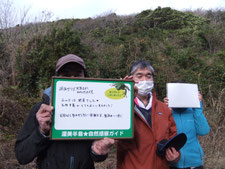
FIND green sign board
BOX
[51,77,134,140]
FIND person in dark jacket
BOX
[15,54,114,169]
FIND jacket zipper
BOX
[179,112,185,168]
[70,156,75,169]
[135,106,157,167]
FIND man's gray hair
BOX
[130,60,154,75]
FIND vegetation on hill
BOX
[0,7,225,169]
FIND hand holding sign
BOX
[92,138,116,155]
[36,104,54,135]
[123,75,138,97]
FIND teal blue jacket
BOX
[171,102,210,168]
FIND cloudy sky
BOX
[12,0,225,21]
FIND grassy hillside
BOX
[0,7,224,169]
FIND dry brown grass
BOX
[94,146,117,169]
[201,130,225,169]
[0,139,36,169]
[201,87,225,169]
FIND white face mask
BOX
[135,80,154,96]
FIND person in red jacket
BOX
[117,60,180,169]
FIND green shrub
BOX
[16,23,87,96]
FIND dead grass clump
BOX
[95,145,117,169]
[201,87,225,169]
[0,139,36,169]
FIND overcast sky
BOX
[11,0,225,22]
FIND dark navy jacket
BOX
[15,87,107,169]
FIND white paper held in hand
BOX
[167,83,200,108]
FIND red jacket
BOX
[117,92,177,169]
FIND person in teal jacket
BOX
[164,89,210,169]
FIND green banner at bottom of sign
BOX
[51,129,133,139]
